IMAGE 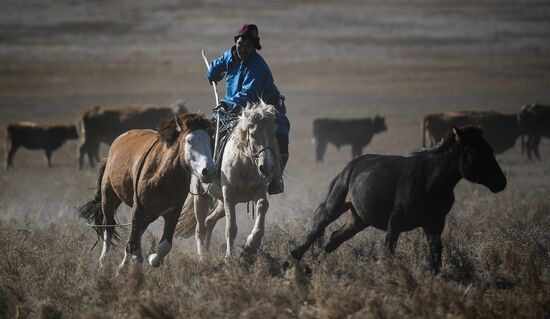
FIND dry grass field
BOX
[1,0,550,318]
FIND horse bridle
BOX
[246,131,273,163]
[133,137,161,208]
[245,131,275,186]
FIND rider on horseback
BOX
[206,23,289,194]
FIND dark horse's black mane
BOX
[411,126,482,156]
[157,113,211,146]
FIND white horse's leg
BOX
[244,197,269,254]
[223,186,238,257]
[204,199,225,250]
[99,230,111,267]
[194,194,210,257]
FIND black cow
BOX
[313,116,387,162]
[5,122,78,169]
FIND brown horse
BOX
[79,113,216,269]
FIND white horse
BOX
[176,102,281,257]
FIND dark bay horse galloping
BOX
[291,126,506,274]
[79,113,216,269]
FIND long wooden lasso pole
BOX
[201,49,220,161]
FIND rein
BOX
[251,146,273,159]
[133,137,160,209]
[246,131,272,162]
[244,131,274,188]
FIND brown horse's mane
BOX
[157,113,210,146]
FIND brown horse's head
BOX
[158,113,216,183]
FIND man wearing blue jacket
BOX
[207,23,289,194]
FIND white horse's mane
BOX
[233,101,278,150]
[237,101,277,129]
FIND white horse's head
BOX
[236,102,279,182]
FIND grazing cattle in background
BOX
[5,122,78,170]
[518,103,550,160]
[77,101,188,169]
[313,116,387,162]
[290,126,506,275]
[421,110,523,155]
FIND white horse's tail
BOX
[175,194,196,238]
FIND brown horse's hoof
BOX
[148,254,162,267]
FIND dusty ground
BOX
[1,0,550,318]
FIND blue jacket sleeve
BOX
[206,53,228,83]
[229,68,267,109]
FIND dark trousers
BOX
[277,132,289,168]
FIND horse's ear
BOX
[452,126,462,144]
[175,116,182,132]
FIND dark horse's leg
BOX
[384,211,403,254]
[323,206,367,253]
[423,222,445,275]
[291,201,351,261]
[148,208,179,267]
[291,184,351,261]
[291,165,355,261]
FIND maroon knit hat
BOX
[234,23,262,50]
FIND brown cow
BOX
[5,122,78,169]
[518,103,550,160]
[77,101,188,169]
[421,110,523,155]
[313,116,387,162]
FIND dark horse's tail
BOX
[311,161,354,250]
[78,159,107,240]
